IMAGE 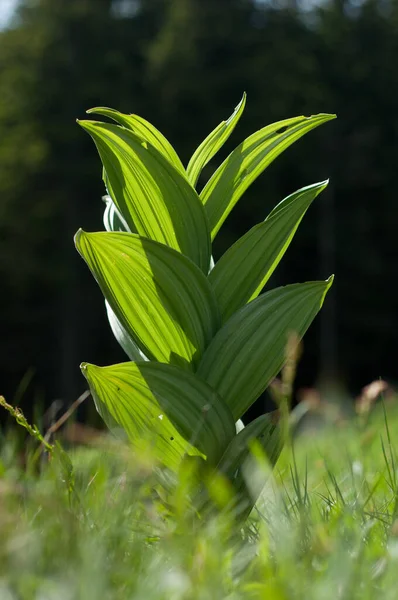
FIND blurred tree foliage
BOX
[0,0,397,416]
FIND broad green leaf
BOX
[75,231,220,370]
[186,93,246,188]
[209,181,328,322]
[217,412,283,519]
[87,106,185,174]
[78,120,211,273]
[218,412,282,479]
[105,300,148,362]
[200,113,336,239]
[103,195,130,232]
[197,278,334,420]
[81,361,236,469]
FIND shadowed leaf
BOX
[197,278,334,420]
[209,181,328,321]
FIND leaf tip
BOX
[74,228,85,248]
[228,91,247,123]
[80,362,90,381]
[77,119,94,132]
[86,106,113,116]
[80,362,98,381]
[318,179,329,192]
[306,113,337,123]
[319,275,334,307]
[326,274,335,287]
[76,118,93,131]
[74,229,96,256]
[309,179,329,194]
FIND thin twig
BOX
[43,390,90,443]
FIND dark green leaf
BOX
[209,181,328,321]
[197,278,334,420]
[217,412,283,519]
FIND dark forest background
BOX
[1,0,397,422]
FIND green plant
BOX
[0,395,53,454]
[75,94,335,517]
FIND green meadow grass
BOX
[1,401,398,599]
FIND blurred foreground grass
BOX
[1,399,398,599]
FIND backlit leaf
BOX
[81,361,236,469]
[87,107,185,173]
[186,93,246,187]
[78,120,211,272]
[75,231,220,370]
[200,113,336,239]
